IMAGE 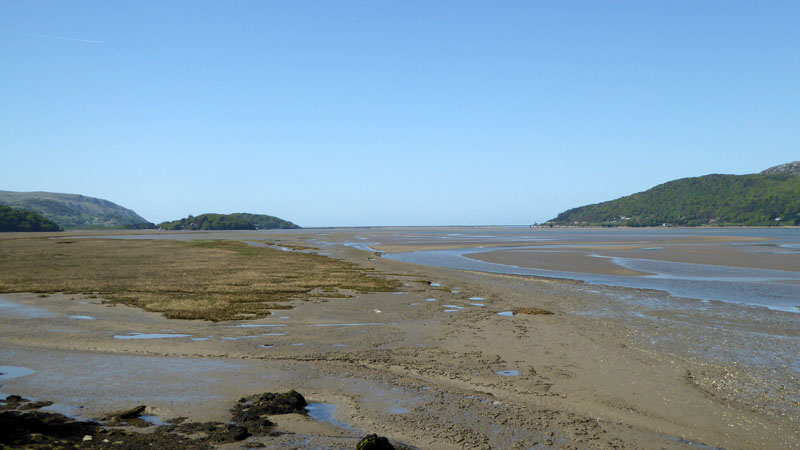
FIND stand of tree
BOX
[122,221,158,229]
[159,213,300,230]
[549,173,800,227]
[0,205,62,232]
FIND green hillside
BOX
[0,205,62,232]
[549,164,800,227]
[159,213,300,230]
[0,191,154,229]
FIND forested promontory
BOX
[159,213,300,230]
[549,162,800,227]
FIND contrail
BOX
[17,33,104,44]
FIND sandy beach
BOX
[1,228,798,449]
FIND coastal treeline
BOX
[0,205,62,232]
[550,173,800,227]
[159,213,300,230]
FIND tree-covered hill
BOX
[159,213,300,230]
[0,205,62,232]
[549,163,800,227]
[0,191,154,229]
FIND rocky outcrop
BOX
[356,433,396,450]
[0,392,310,448]
[761,161,800,176]
[231,390,307,434]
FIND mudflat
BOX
[1,228,797,449]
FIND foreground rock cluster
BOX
[0,392,396,449]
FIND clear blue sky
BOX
[2,1,798,226]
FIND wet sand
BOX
[1,228,798,449]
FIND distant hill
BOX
[0,190,154,229]
[0,205,62,232]
[548,162,800,227]
[159,213,300,230]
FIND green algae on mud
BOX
[0,236,399,321]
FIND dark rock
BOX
[1,395,31,412]
[247,390,307,415]
[229,425,250,441]
[356,433,395,450]
[0,407,220,449]
[103,405,153,428]
[21,400,54,410]
[231,390,306,435]
[231,409,274,435]
[0,410,99,446]
[170,421,251,443]
[116,405,147,419]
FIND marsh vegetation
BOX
[0,236,398,320]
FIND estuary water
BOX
[381,228,800,313]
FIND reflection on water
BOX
[221,335,259,341]
[140,414,166,426]
[114,333,192,340]
[40,402,84,418]
[0,366,36,380]
[305,403,355,430]
[343,242,380,252]
[0,296,56,319]
[386,406,410,414]
[0,349,247,420]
